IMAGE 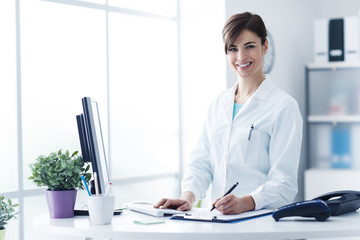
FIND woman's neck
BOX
[235,74,265,104]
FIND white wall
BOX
[179,0,226,175]
[319,0,360,18]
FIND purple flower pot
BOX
[45,189,77,218]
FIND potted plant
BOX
[29,149,91,218]
[0,196,19,240]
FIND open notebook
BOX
[125,202,184,217]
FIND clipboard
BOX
[170,209,273,223]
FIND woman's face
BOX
[226,29,268,80]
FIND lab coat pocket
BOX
[229,127,261,167]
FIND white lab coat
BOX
[181,75,303,210]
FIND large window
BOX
[108,14,178,178]
[0,0,18,193]
[20,0,108,191]
[0,0,225,239]
[0,1,19,239]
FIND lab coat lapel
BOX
[222,75,274,122]
[252,75,274,101]
[222,83,238,123]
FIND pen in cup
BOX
[104,182,112,197]
[81,175,91,196]
[210,182,239,211]
[94,172,99,196]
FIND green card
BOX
[133,219,166,225]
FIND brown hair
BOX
[222,12,267,54]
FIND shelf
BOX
[305,169,360,199]
[305,168,360,173]
[305,62,360,196]
[308,115,360,123]
[307,61,360,70]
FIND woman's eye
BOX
[228,47,237,52]
[246,45,255,49]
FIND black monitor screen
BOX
[76,114,90,163]
[80,97,110,194]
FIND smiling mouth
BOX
[237,62,252,69]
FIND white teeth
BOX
[239,62,250,67]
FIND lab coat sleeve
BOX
[181,119,213,202]
[250,99,303,210]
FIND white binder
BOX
[314,19,328,63]
[345,16,360,62]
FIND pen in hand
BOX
[210,182,239,211]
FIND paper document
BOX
[170,208,273,223]
[126,202,184,217]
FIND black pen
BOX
[210,182,239,211]
[248,124,254,140]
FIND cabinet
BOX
[305,62,360,198]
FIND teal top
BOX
[233,103,243,119]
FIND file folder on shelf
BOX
[329,18,344,62]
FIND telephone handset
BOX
[272,190,360,221]
[272,199,331,221]
[313,190,360,216]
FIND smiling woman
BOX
[155,12,303,216]
[226,29,268,93]
[222,13,269,104]
[223,12,268,84]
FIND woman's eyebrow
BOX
[244,41,256,46]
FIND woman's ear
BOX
[263,39,268,54]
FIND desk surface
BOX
[33,209,360,240]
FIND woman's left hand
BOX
[212,194,255,215]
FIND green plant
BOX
[0,196,19,230]
[28,149,91,191]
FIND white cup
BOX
[88,195,115,225]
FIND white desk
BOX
[33,209,360,240]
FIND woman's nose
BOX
[237,49,247,60]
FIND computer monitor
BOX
[76,97,110,194]
[76,114,90,163]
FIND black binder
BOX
[329,18,344,62]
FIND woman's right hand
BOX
[153,191,195,211]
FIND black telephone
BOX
[313,190,360,216]
[272,199,331,221]
[272,190,360,221]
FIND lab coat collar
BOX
[223,75,274,122]
[252,75,273,101]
